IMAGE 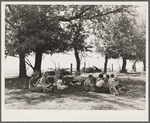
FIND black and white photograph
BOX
[1,1,149,122]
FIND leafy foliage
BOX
[5,4,143,74]
[95,6,145,62]
[5,5,70,57]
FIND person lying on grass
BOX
[29,71,43,92]
[83,74,96,94]
[56,74,68,90]
[70,71,82,86]
[108,74,120,95]
[36,72,54,92]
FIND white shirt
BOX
[84,79,94,87]
[96,79,104,87]
[108,78,119,88]
[56,79,63,89]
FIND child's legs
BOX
[58,85,68,90]
[43,88,53,92]
[84,85,90,91]
[112,86,119,94]
[30,86,43,92]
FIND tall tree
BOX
[65,19,92,72]
[5,5,33,77]
[5,5,69,76]
[62,5,132,72]
[5,5,135,76]
[102,12,138,73]
[94,5,144,73]
[127,20,146,71]
[113,12,146,73]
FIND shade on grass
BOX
[5,74,146,110]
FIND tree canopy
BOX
[5,4,146,76]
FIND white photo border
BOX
[1,1,149,122]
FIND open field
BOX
[5,73,146,110]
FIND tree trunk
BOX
[104,55,108,74]
[121,57,127,73]
[143,60,146,71]
[74,47,80,72]
[132,60,137,72]
[19,53,27,78]
[34,49,43,75]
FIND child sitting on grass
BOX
[83,74,96,94]
[36,72,54,92]
[56,74,68,90]
[103,74,109,88]
[108,74,119,95]
[29,71,43,92]
[70,71,82,86]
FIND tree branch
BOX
[58,6,94,21]
[7,5,12,12]
[50,59,56,71]
[14,56,34,70]
[5,18,18,29]
[25,57,34,69]
[83,7,124,20]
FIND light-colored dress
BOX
[108,78,119,94]
[56,79,68,90]
[37,76,51,88]
[108,78,119,88]
[29,77,43,92]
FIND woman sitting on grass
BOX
[29,71,43,92]
[56,74,68,90]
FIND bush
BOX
[47,68,71,76]
[47,71,55,76]
[80,66,102,73]
[57,68,71,76]
[80,67,95,73]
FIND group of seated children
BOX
[29,71,122,95]
[83,73,122,95]
[29,71,68,93]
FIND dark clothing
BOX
[94,85,110,93]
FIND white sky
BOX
[5,52,144,78]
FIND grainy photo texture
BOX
[2,1,148,122]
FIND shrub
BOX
[57,68,71,75]
[47,71,55,76]
[80,67,95,73]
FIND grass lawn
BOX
[5,73,146,110]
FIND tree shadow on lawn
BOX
[5,77,146,109]
[5,85,97,105]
